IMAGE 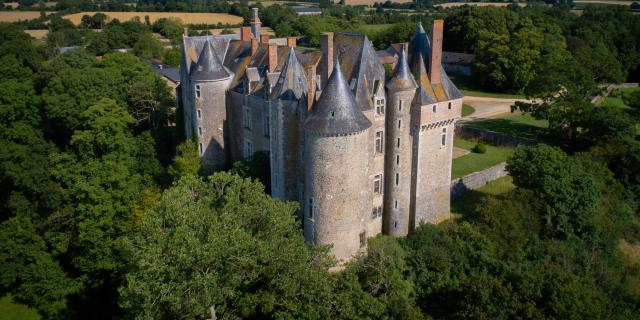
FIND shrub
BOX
[473,142,487,154]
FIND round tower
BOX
[190,40,233,172]
[303,59,372,262]
[384,47,417,237]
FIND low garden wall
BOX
[455,125,538,148]
[450,162,508,199]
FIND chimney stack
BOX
[306,65,317,110]
[320,32,334,89]
[268,43,277,73]
[251,38,259,55]
[260,34,270,44]
[250,8,261,39]
[287,36,297,48]
[241,26,252,41]
[430,19,443,84]
[183,27,188,37]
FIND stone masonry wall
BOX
[450,162,508,199]
[455,125,538,147]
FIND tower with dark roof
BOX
[303,59,373,261]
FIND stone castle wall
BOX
[450,162,508,199]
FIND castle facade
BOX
[179,9,463,262]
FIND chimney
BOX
[241,26,252,41]
[306,65,317,110]
[251,38,259,55]
[287,36,297,48]
[430,19,443,84]
[320,32,334,89]
[250,7,261,39]
[183,27,188,37]
[260,34,270,44]
[268,43,277,73]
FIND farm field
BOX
[24,29,48,39]
[574,0,634,5]
[0,11,52,22]
[62,12,243,25]
[344,0,412,5]
[435,2,528,8]
[248,1,319,6]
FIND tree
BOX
[119,173,334,319]
[167,140,201,182]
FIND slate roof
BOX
[386,48,417,91]
[270,48,308,100]
[189,40,232,81]
[304,59,371,135]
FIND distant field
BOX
[0,11,51,22]
[62,12,243,25]
[436,2,528,8]
[574,0,634,5]
[344,0,412,5]
[24,29,48,39]
[248,1,319,6]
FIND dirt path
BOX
[462,96,533,122]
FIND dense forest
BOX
[0,3,640,320]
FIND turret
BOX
[270,48,307,202]
[384,46,417,237]
[303,59,372,262]
[190,40,233,173]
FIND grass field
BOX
[462,103,475,117]
[357,24,393,33]
[0,295,41,320]
[451,138,514,179]
[600,87,639,109]
[62,12,243,25]
[451,176,515,218]
[436,2,528,8]
[465,113,548,141]
[344,0,411,5]
[450,75,525,99]
[0,11,51,22]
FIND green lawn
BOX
[465,113,549,141]
[451,138,515,179]
[600,87,639,110]
[0,295,41,320]
[462,103,475,117]
[357,24,393,33]
[451,176,516,218]
[449,75,525,99]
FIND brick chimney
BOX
[251,38,259,55]
[320,32,334,89]
[306,64,317,110]
[430,19,443,84]
[260,34,270,44]
[250,7,261,39]
[241,26,252,41]
[287,36,297,48]
[268,43,277,73]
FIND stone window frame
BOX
[398,99,404,112]
[433,104,437,113]
[375,130,384,154]
[441,127,447,147]
[375,98,385,115]
[396,154,400,165]
[196,109,202,120]
[198,127,203,136]
[448,102,452,110]
[263,111,270,137]
[395,172,400,186]
[397,119,402,129]
[198,143,203,156]
[195,84,201,99]
[373,174,383,194]
[243,106,252,130]
[359,231,366,248]
[371,206,383,219]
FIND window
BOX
[433,105,437,113]
[375,131,384,154]
[441,128,447,146]
[243,106,252,130]
[398,119,402,129]
[198,127,203,135]
[199,143,203,155]
[394,221,398,229]
[372,206,382,219]
[374,174,382,194]
[399,100,403,112]
[308,198,313,219]
[397,137,400,149]
[263,112,270,137]
[395,173,400,186]
[359,231,366,248]
[376,99,385,115]
[195,85,201,99]
[244,140,253,158]
[394,200,398,209]
[377,206,383,217]
[396,155,400,165]
[448,102,452,110]
[197,109,202,120]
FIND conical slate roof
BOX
[386,48,417,91]
[304,59,371,135]
[411,50,436,105]
[190,40,231,81]
[270,47,307,100]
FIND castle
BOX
[179,8,463,261]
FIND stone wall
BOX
[455,125,538,148]
[450,162,508,199]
